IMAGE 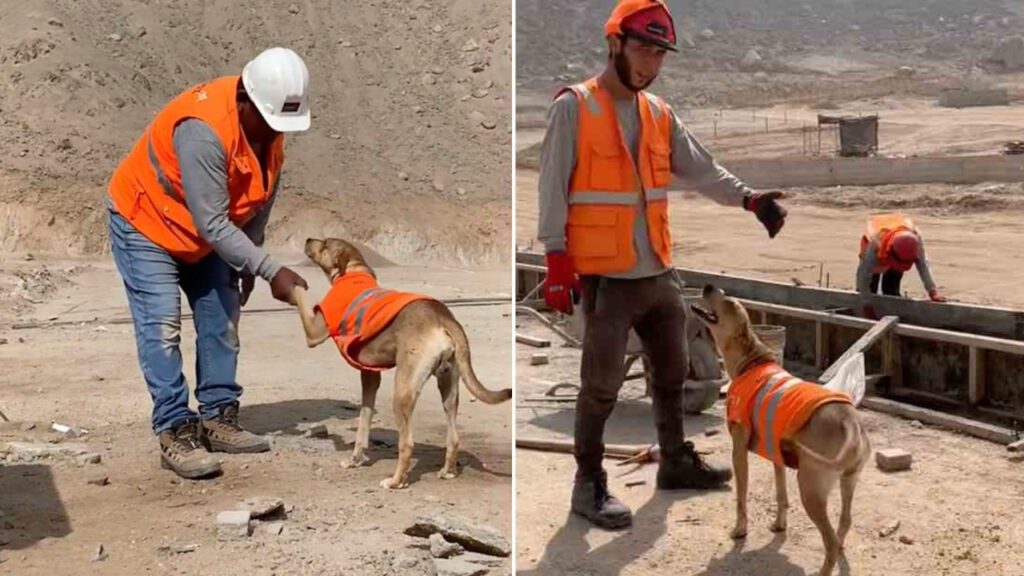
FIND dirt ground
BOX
[513,316,1024,576]
[516,168,1024,309]
[0,256,513,575]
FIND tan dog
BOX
[292,238,512,490]
[690,285,871,576]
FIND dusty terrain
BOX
[0,257,513,575]
[516,1,1024,574]
[514,319,1024,576]
[1,0,511,264]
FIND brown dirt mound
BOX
[0,0,510,265]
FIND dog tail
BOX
[441,314,512,405]
[792,417,862,472]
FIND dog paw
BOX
[437,469,458,480]
[380,478,409,490]
[770,519,787,533]
[730,526,748,540]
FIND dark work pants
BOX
[869,270,904,297]
[574,271,690,479]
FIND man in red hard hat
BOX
[857,213,945,306]
[536,0,788,529]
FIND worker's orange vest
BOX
[315,271,433,372]
[108,75,284,264]
[859,213,919,269]
[727,362,852,469]
[559,77,674,275]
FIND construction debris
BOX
[430,533,465,558]
[876,448,913,472]
[1003,141,1024,155]
[879,520,901,538]
[238,497,285,519]
[529,353,549,366]
[76,453,102,466]
[216,511,252,540]
[299,423,329,439]
[433,557,489,576]
[405,514,511,557]
[92,544,108,562]
[515,333,550,348]
[86,474,110,487]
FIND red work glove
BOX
[743,191,788,238]
[543,251,581,315]
[928,290,947,303]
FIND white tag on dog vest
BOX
[822,352,866,407]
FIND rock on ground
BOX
[405,514,510,557]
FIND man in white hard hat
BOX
[106,47,311,479]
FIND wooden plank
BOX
[736,299,1024,356]
[820,316,899,383]
[861,397,1016,444]
[516,252,1024,341]
[882,333,902,392]
[969,347,985,405]
[516,333,551,348]
[815,320,831,370]
[516,437,647,459]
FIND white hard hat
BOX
[241,47,311,133]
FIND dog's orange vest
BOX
[859,213,920,270]
[315,271,433,372]
[108,75,285,263]
[727,362,852,469]
[559,77,674,275]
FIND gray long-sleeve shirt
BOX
[537,90,753,279]
[173,119,281,281]
[856,235,937,295]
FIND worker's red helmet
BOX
[889,231,920,271]
[605,0,678,52]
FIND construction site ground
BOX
[0,256,513,575]
[514,316,1024,576]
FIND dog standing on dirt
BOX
[690,285,871,576]
[291,238,512,490]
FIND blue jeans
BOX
[108,208,243,434]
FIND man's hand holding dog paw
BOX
[744,190,788,238]
[270,267,308,305]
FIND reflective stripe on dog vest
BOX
[315,271,432,372]
[729,362,853,468]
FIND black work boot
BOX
[657,441,733,490]
[571,470,633,529]
[201,403,270,454]
[158,420,222,480]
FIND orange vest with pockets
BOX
[559,77,674,275]
[727,362,852,469]
[315,271,433,372]
[108,75,284,264]
[859,213,919,269]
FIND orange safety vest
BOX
[108,75,285,264]
[727,362,852,469]
[559,76,674,275]
[315,271,433,372]
[859,213,919,269]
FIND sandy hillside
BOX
[0,0,511,265]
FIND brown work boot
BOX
[158,420,222,479]
[201,403,270,454]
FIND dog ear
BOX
[333,248,352,273]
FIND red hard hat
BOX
[605,0,678,52]
[889,231,920,270]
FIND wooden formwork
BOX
[516,252,1024,436]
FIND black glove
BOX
[744,190,788,238]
